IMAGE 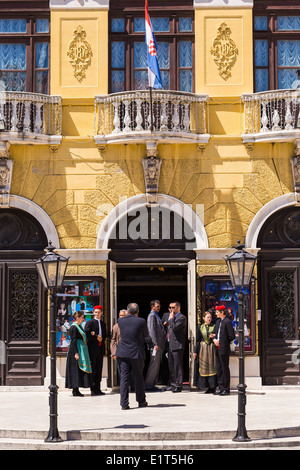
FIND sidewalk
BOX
[0,385,299,449]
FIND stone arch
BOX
[245,193,296,249]
[96,194,209,250]
[4,195,60,248]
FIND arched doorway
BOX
[0,206,48,385]
[100,194,207,388]
[257,205,300,385]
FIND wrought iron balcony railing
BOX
[0,92,62,145]
[242,90,300,143]
[94,90,210,145]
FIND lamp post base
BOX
[232,432,251,442]
[45,433,63,443]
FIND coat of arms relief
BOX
[210,23,239,81]
[67,25,93,82]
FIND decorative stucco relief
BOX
[67,25,93,82]
[210,23,239,81]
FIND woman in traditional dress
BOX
[193,311,217,394]
[65,311,92,396]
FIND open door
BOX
[187,259,197,386]
[108,260,117,387]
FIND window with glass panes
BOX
[254,2,300,92]
[0,15,50,93]
[110,12,194,93]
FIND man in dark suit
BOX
[164,301,186,393]
[116,302,149,410]
[85,305,107,396]
[212,305,235,396]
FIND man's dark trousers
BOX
[119,358,145,407]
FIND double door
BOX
[260,259,300,385]
[0,261,46,385]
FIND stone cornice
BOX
[50,0,109,10]
[194,0,253,8]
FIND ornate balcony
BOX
[242,90,300,144]
[0,92,62,146]
[94,90,210,146]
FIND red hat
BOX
[215,305,226,311]
[93,305,103,310]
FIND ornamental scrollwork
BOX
[210,23,239,81]
[67,25,93,82]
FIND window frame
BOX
[0,12,50,93]
[254,2,300,91]
[109,11,194,93]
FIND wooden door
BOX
[260,260,300,385]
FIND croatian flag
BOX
[145,0,163,89]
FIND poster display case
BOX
[202,276,255,354]
[55,277,104,353]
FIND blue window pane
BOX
[179,41,192,67]
[278,40,300,67]
[111,42,125,68]
[255,69,268,92]
[36,71,48,94]
[36,19,49,33]
[255,40,268,66]
[179,70,192,92]
[254,16,268,31]
[36,43,49,68]
[1,71,26,91]
[157,42,169,69]
[179,17,192,32]
[160,71,169,90]
[111,71,125,93]
[134,42,147,68]
[134,70,148,90]
[0,44,26,70]
[134,18,145,32]
[112,18,125,33]
[278,69,300,89]
[134,17,169,32]
[277,17,300,31]
[0,19,26,33]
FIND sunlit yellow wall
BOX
[50,9,108,98]
[195,8,254,97]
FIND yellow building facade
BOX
[1,0,300,388]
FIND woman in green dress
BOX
[65,312,92,396]
[193,311,217,393]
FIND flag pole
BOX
[149,85,153,132]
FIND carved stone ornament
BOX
[67,25,93,82]
[0,157,13,207]
[142,156,162,204]
[291,155,300,203]
[210,23,239,81]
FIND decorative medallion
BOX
[291,155,300,203]
[0,157,13,207]
[210,23,239,81]
[67,25,93,82]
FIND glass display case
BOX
[202,276,255,353]
[55,277,104,353]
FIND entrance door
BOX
[260,260,300,385]
[0,261,46,385]
[110,264,192,385]
[0,208,48,385]
[257,205,300,385]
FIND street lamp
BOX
[35,242,69,442]
[224,241,256,442]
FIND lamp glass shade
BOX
[225,248,256,288]
[35,245,69,290]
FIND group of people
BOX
[65,300,235,408]
[193,305,235,396]
[65,306,106,396]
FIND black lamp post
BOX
[35,242,69,442]
[224,241,256,442]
